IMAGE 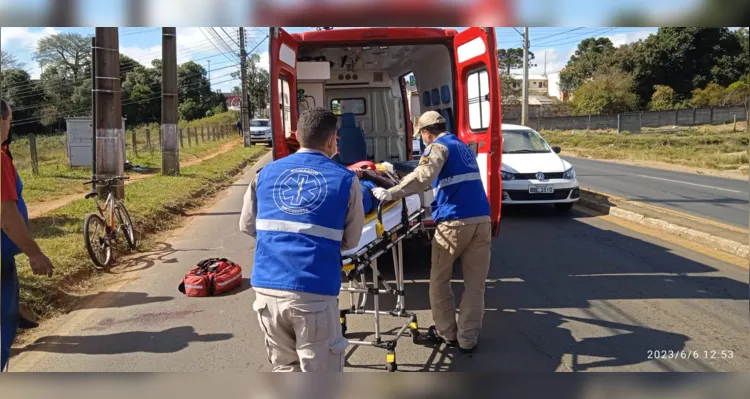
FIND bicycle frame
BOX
[92,185,119,230]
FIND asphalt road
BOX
[566,156,749,229]
[10,154,749,372]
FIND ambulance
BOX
[268,27,504,236]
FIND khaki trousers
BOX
[430,222,492,349]
[252,288,348,372]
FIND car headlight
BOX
[501,170,515,181]
[563,167,576,179]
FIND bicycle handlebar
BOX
[82,176,130,185]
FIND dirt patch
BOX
[26,139,244,219]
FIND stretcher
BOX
[339,194,429,372]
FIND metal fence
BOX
[502,106,748,133]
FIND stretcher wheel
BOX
[340,315,347,335]
[385,351,397,372]
[411,329,420,344]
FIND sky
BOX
[0,27,659,94]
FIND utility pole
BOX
[207,59,211,81]
[93,28,125,199]
[161,27,180,175]
[521,27,530,126]
[239,27,250,147]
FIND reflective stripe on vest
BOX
[256,218,344,242]
[433,171,483,195]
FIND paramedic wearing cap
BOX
[240,107,365,372]
[372,110,491,354]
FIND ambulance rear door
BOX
[452,27,503,237]
[269,27,299,160]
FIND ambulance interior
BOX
[293,43,455,165]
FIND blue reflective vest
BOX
[251,151,354,296]
[430,134,490,223]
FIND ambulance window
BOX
[467,68,490,131]
[331,98,366,115]
[279,76,292,138]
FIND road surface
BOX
[566,157,749,229]
[10,154,749,372]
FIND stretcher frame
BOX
[339,197,428,372]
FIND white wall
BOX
[298,83,324,111]
[547,72,562,100]
[409,45,453,114]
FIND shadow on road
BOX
[113,242,213,274]
[343,205,747,372]
[16,326,232,356]
[62,291,174,311]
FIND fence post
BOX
[587,115,591,130]
[617,114,621,133]
[146,129,152,152]
[28,133,39,176]
[639,112,643,130]
[201,126,205,143]
[733,114,737,132]
[132,130,138,156]
[692,108,696,126]
[710,107,714,125]
[179,128,184,148]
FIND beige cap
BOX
[415,110,445,131]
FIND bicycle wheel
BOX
[83,213,112,269]
[114,203,137,250]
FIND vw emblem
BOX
[536,172,546,181]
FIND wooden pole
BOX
[161,27,180,175]
[94,27,124,199]
[29,133,39,176]
[132,130,138,156]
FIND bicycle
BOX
[82,176,137,268]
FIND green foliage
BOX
[231,53,270,118]
[649,85,677,110]
[559,37,616,93]
[724,74,750,107]
[570,68,639,115]
[500,74,520,105]
[1,50,24,70]
[690,82,726,107]
[497,48,535,75]
[1,69,44,133]
[34,32,92,80]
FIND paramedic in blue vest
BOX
[372,110,492,354]
[239,107,365,372]
[1,99,55,372]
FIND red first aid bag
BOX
[178,258,243,297]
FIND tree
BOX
[232,53,270,117]
[497,48,535,75]
[0,51,24,70]
[500,74,520,105]
[34,32,92,81]
[570,67,638,115]
[177,61,213,120]
[0,69,43,134]
[559,37,616,94]
[121,57,161,125]
[649,85,677,111]
[690,82,726,107]
[724,74,750,132]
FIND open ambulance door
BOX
[453,27,503,237]
[269,27,299,160]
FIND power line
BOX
[531,27,617,48]
[4,39,241,96]
[10,72,240,127]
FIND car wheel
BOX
[555,203,574,213]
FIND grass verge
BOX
[540,124,749,174]
[12,133,239,207]
[16,145,267,319]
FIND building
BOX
[222,93,242,111]
[509,73,550,96]
[546,71,570,101]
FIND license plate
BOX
[528,185,554,194]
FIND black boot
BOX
[426,326,457,347]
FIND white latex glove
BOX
[372,187,392,202]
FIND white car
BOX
[249,119,272,145]
[500,124,579,212]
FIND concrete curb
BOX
[577,189,749,260]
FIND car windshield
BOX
[250,120,270,127]
[502,129,551,154]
